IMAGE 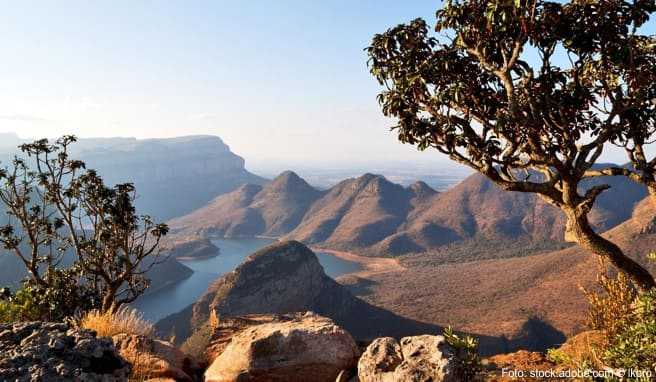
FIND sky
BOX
[0,0,449,171]
[0,1,652,172]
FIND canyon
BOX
[1,134,653,359]
[164,162,654,354]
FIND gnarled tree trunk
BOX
[564,209,656,292]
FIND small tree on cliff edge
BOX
[367,0,656,291]
[0,136,169,316]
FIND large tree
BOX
[367,0,656,291]
[0,136,169,315]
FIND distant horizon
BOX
[0,130,472,191]
[0,131,637,178]
[0,1,444,167]
[1,129,644,195]
[1,1,649,170]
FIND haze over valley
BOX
[1,132,651,356]
[3,2,656,378]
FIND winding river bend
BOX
[132,238,362,321]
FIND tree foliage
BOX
[368,0,656,290]
[0,136,168,317]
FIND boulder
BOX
[204,312,359,382]
[0,321,129,381]
[112,333,199,382]
[358,335,462,382]
[205,314,287,363]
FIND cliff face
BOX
[0,135,266,221]
[73,135,266,220]
[0,134,262,288]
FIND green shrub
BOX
[443,326,481,380]
[0,136,168,315]
[546,348,572,365]
[603,289,656,374]
[0,286,42,322]
[584,254,656,376]
[0,269,100,323]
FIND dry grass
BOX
[127,349,156,382]
[581,259,637,342]
[547,330,607,371]
[80,306,155,338]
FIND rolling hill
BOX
[285,174,414,249]
[169,171,323,237]
[170,170,647,257]
[339,197,656,350]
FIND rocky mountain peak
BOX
[157,241,334,340]
[408,181,437,199]
[266,171,319,195]
[156,240,449,346]
[229,240,325,288]
[358,173,384,186]
[338,173,396,196]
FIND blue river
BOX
[132,238,361,321]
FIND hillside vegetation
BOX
[170,170,647,257]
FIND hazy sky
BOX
[0,1,652,170]
[0,0,447,169]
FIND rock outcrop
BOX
[161,236,220,260]
[357,335,463,382]
[112,334,199,382]
[0,322,129,381]
[204,312,359,382]
[156,240,448,345]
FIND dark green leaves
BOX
[0,136,169,315]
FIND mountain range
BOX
[1,133,653,354]
[169,168,647,256]
[164,167,656,353]
[0,134,265,221]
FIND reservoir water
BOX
[132,238,362,321]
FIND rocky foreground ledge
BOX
[0,316,475,382]
[200,311,470,382]
[0,322,130,381]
